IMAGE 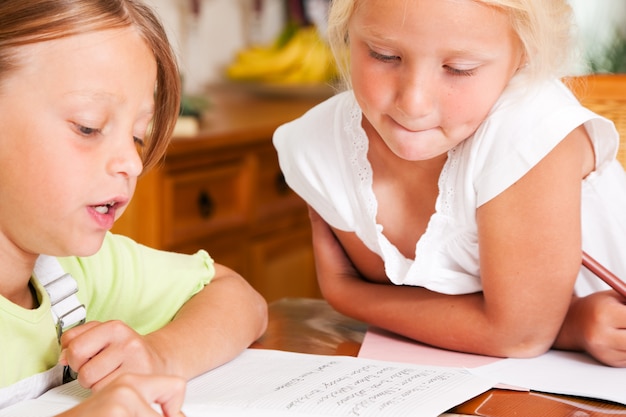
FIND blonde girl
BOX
[274,0,626,367]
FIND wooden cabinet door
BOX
[249,225,321,303]
[173,231,250,280]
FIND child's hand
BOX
[60,373,186,417]
[573,291,626,367]
[59,321,167,391]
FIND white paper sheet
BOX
[470,350,626,405]
[181,349,494,416]
[0,382,86,417]
[0,349,495,417]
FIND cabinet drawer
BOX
[162,160,251,247]
[255,145,305,222]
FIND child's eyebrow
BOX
[65,90,125,103]
[356,26,398,42]
[65,90,155,116]
[444,48,495,59]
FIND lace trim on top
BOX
[343,97,459,285]
[411,147,458,282]
[438,147,457,215]
[345,101,380,250]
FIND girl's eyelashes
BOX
[367,46,477,77]
[133,136,145,147]
[75,123,101,136]
[73,123,146,147]
[444,65,477,77]
[368,49,400,63]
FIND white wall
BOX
[145,0,285,94]
[569,0,626,73]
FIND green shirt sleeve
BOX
[57,232,215,334]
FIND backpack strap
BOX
[33,255,86,340]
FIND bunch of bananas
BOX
[225,25,337,85]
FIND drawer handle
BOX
[275,171,290,195]
[197,190,214,218]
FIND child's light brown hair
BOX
[0,0,181,171]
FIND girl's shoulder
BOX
[273,90,362,182]
[272,90,366,231]
[466,78,613,206]
[274,90,358,148]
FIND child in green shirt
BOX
[0,0,268,415]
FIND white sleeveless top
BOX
[273,78,626,296]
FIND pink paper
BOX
[358,327,501,369]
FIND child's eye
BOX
[369,49,400,63]
[444,66,476,77]
[133,136,145,148]
[75,124,101,136]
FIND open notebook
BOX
[0,349,494,417]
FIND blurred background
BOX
[145,0,626,96]
[112,0,626,303]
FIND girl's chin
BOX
[67,236,107,258]
[388,143,441,162]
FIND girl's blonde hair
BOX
[0,0,181,171]
[327,0,576,88]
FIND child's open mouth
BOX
[93,202,115,214]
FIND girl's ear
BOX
[516,48,529,72]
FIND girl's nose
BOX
[107,136,144,178]
[395,70,436,120]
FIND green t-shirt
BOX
[0,232,214,388]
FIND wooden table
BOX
[252,298,626,417]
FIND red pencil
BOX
[582,251,626,298]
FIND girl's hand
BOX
[60,321,167,391]
[567,291,626,367]
[60,374,186,417]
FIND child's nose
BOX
[395,71,436,119]
[107,137,144,179]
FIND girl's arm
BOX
[61,265,268,390]
[313,126,590,359]
[144,264,268,377]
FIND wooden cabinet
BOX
[112,87,325,302]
